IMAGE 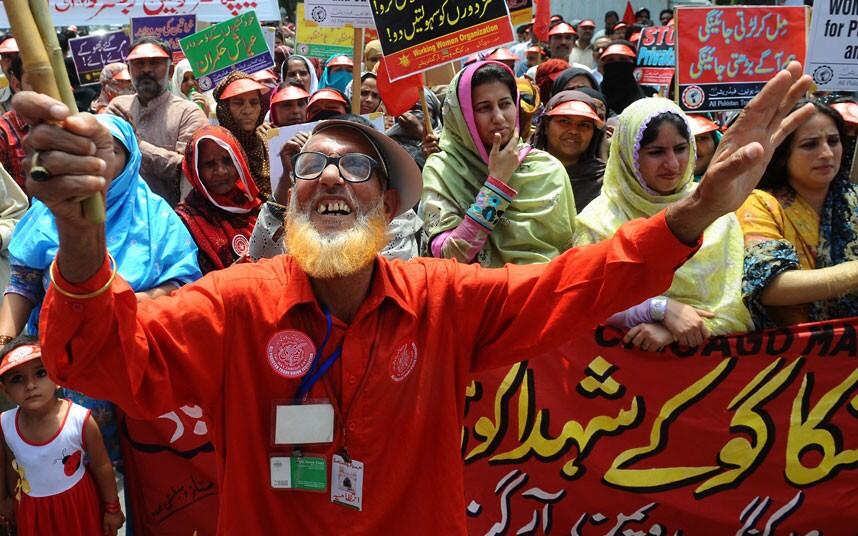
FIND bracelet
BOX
[650,296,668,322]
[0,335,12,346]
[466,177,515,231]
[49,254,117,300]
[103,499,122,513]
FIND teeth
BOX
[315,201,351,214]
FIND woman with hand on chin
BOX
[420,61,577,267]
[574,98,753,351]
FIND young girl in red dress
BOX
[0,336,125,535]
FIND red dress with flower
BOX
[1,401,102,536]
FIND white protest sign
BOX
[305,0,375,28]
[805,0,858,91]
[267,112,385,193]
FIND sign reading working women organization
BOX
[179,10,273,92]
[132,15,196,63]
[69,31,130,85]
[0,0,278,27]
[635,25,675,87]
[806,0,858,91]
[675,6,808,112]
[370,0,515,81]
[463,319,858,533]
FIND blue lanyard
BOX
[295,309,343,403]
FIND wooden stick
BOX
[351,27,363,115]
[29,0,78,112]
[850,139,858,183]
[418,80,432,138]
[6,0,105,223]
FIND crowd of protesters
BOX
[0,7,854,535]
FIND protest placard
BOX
[805,0,858,91]
[69,31,130,85]
[370,0,516,81]
[179,10,273,92]
[635,25,675,88]
[131,15,196,63]
[507,0,533,27]
[295,0,354,59]
[267,112,385,193]
[305,0,375,28]
[0,0,278,26]
[675,6,808,112]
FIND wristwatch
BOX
[650,296,668,322]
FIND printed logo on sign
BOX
[311,6,327,23]
[198,76,213,91]
[232,234,249,257]
[681,85,705,110]
[390,342,418,382]
[266,330,316,379]
[812,65,834,85]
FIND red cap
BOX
[0,344,41,377]
[251,69,278,83]
[220,78,270,100]
[612,23,628,33]
[488,48,518,62]
[832,102,858,127]
[308,88,348,107]
[270,85,310,106]
[688,115,719,136]
[629,32,642,43]
[578,19,596,28]
[0,38,18,55]
[326,55,354,69]
[526,46,544,55]
[112,69,132,81]
[127,42,170,61]
[546,100,605,128]
[550,15,563,23]
[601,43,636,60]
[548,23,577,38]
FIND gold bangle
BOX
[0,335,13,345]
[49,254,117,300]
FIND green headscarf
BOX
[420,61,577,267]
[574,97,752,335]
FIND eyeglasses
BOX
[291,151,380,183]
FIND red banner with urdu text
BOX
[463,319,858,534]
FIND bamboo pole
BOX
[850,140,858,183]
[418,82,432,138]
[29,0,78,111]
[6,0,105,223]
[351,27,363,115]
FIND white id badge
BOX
[331,454,364,511]
[273,403,335,445]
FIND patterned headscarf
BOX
[214,71,270,195]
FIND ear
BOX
[168,63,175,79]
[9,76,20,94]
[381,188,399,224]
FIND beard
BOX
[285,194,390,279]
[134,71,169,99]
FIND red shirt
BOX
[0,110,29,195]
[41,212,697,534]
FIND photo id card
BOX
[331,454,364,511]
[270,455,327,492]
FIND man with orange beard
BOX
[16,62,812,534]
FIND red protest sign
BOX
[369,0,515,81]
[464,318,858,533]
[675,6,808,112]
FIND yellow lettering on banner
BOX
[603,359,733,490]
[466,363,527,460]
[695,358,803,496]
[785,369,858,486]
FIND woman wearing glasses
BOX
[176,126,263,274]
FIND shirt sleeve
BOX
[447,211,701,373]
[0,165,27,252]
[735,191,785,245]
[40,254,228,420]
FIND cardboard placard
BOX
[507,0,533,27]
[805,0,858,91]
[675,6,808,112]
[69,31,131,86]
[370,0,516,81]
[635,25,675,88]
[305,0,375,28]
[131,15,196,63]
[179,10,273,92]
[295,0,354,59]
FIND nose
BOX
[820,141,835,159]
[665,149,680,171]
[318,162,345,188]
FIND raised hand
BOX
[488,127,521,183]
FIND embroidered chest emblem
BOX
[266,330,316,379]
[232,234,249,257]
[389,342,418,383]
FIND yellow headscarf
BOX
[573,98,753,335]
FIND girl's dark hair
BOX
[759,99,848,191]
[472,63,517,103]
[639,112,690,148]
[0,335,40,381]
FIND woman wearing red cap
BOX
[90,63,134,114]
[213,71,271,194]
[176,126,262,274]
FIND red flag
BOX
[533,0,551,42]
[623,1,636,25]
[376,55,423,117]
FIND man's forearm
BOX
[664,191,721,246]
[57,222,106,283]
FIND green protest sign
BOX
[179,10,273,91]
